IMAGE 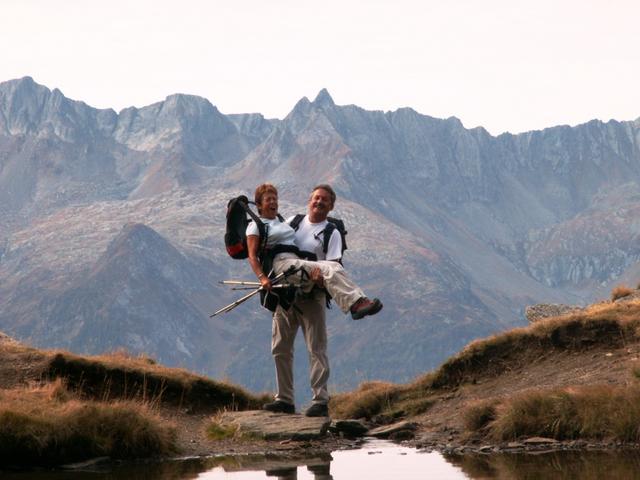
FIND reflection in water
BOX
[5,442,640,479]
[447,449,640,479]
[197,440,465,479]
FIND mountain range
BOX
[1,76,639,400]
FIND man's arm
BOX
[325,228,343,262]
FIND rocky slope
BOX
[1,76,640,396]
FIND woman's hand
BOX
[260,275,272,291]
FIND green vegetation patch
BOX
[206,421,239,441]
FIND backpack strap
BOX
[239,199,269,258]
[321,222,336,255]
[289,214,305,231]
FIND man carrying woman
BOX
[246,183,382,417]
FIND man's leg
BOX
[299,290,330,406]
[271,304,299,406]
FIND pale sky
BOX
[2,0,639,135]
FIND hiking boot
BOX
[262,400,295,414]
[305,403,329,417]
[350,297,383,320]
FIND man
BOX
[262,184,381,417]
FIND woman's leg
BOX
[273,257,364,313]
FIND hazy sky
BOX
[3,0,639,135]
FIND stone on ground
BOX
[218,410,331,441]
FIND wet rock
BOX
[371,414,395,425]
[523,436,559,445]
[218,410,331,441]
[331,419,369,437]
[506,442,525,449]
[389,429,415,441]
[61,456,111,470]
[368,420,418,439]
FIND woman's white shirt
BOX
[246,217,296,248]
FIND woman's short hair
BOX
[254,183,278,213]
[311,184,336,207]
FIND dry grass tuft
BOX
[0,382,176,467]
[46,350,270,413]
[463,400,497,432]
[611,285,634,302]
[464,385,640,442]
[329,381,400,419]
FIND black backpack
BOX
[288,214,348,261]
[224,195,266,260]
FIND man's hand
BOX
[309,267,324,287]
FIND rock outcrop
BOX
[525,304,584,323]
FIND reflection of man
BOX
[265,462,333,480]
[262,185,346,417]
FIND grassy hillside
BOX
[0,335,269,467]
[331,291,640,444]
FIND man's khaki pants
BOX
[272,289,330,406]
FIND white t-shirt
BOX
[246,217,296,248]
[288,215,342,261]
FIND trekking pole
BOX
[210,266,301,317]
[231,284,290,291]
[219,280,262,286]
[210,286,264,317]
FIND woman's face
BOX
[259,192,278,219]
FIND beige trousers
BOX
[272,289,329,405]
[272,254,364,313]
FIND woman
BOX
[246,183,382,320]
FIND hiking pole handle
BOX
[220,280,262,286]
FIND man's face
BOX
[308,188,333,219]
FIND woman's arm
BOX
[247,235,271,290]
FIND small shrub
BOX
[611,285,634,302]
[206,421,239,441]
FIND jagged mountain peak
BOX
[1,75,35,91]
[162,93,220,114]
[104,222,172,257]
[313,88,335,107]
[288,96,312,116]
[0,76,116,139]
